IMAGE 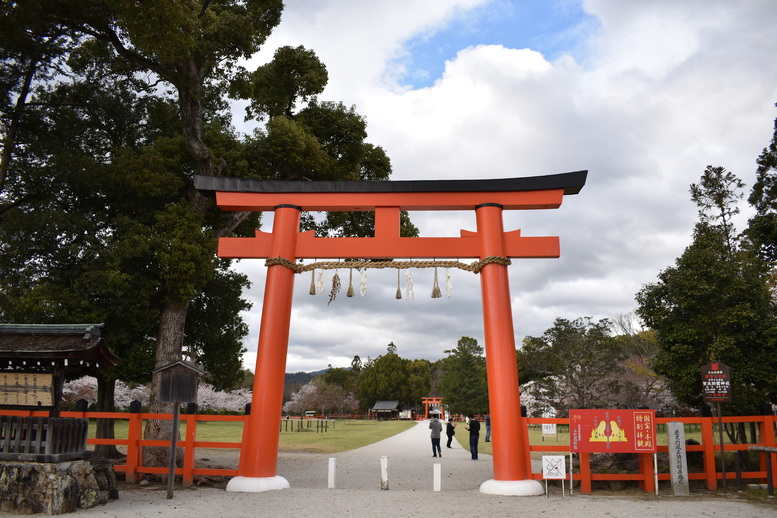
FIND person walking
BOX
[445,420,456,448]
[484,413,491,442]
[465,414,480,460]
[429,415,443,457]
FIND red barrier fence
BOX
[1,410,775,492]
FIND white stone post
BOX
[328,457,336,489]
[380,456,389,490]
[667,421,690,496]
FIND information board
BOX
[0,372,54,407]
[569,408,657,453]
[701,362,732,403]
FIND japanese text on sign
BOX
[569,409,657,453]
[0,372,54,407]
[701,362,732,403]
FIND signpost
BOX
[701,361,732,491]
[541,410,557,442]
[542,455,567,497]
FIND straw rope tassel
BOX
[395,269,402,299]
[347,269,354,297]
[328,270,341,305]
[431,268,442,298]
[309,269,317,295]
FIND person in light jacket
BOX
[429,416,443,457]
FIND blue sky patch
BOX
[398,0,598,88]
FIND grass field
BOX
[90,419,416,454]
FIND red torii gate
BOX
[195,171,587,496]
[422,396,444,419]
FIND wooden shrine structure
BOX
[0,323,118,463]
[195,170,587,496]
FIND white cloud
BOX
[233,1,777,373]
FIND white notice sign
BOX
[542,455,566,479]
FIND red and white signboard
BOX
[569,409,657,453]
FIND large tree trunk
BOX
[142,300,189,469]
[94,375,123,459]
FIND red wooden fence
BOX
[527,414,777,492]
[1,409,775,492]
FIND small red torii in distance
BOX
[195,170,587,496]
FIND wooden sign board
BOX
[0,372,54,407]
[570,408,657,453]
[701,362,732,403]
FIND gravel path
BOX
[75,421,777,517]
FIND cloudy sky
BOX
[230,0,777,374]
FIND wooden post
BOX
[125,411,142,483]
[579,452,592,493]
[182,413,197,487]
[701,415,717,490]
[166,403,179,499]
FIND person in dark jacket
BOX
[465,414,480,460]
[445,420,456,448]
[484,413,491,442]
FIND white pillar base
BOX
[480,479,545,496]
[226,475,290,492]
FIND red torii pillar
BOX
[195,171,586,495]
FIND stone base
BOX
[226,475,290,492]
[480,479,545,496]
[0,458,118,515]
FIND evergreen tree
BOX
[438,336,488,415]
[637,168,777,413]
[747,105,777,263]
[520,318,623,415]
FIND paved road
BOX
[75,421,777,518]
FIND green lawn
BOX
[89,418,415,454]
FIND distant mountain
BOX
[283,369,327,402]
[285,371,313,385]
